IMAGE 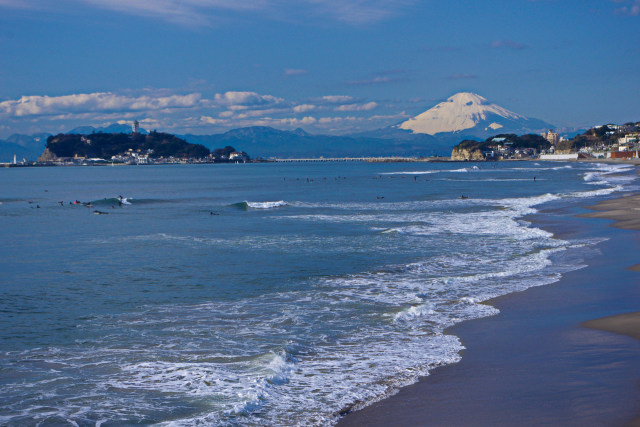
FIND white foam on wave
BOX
[246,200,288,209]
[572,162,637,197]
[393,303,434,322]
[380,166,477,176]
[379,171,438,175]
[570,185,624,198]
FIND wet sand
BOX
[583,313,640,342]
[339,195,640,426]
[580,194,640,272]
[579,193,640,232]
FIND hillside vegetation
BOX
[45,131,210,159]
[453,133,550,153]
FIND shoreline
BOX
[339,190,640,426]
[4,156,640,168]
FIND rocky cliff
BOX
[451,146,485,161]
[37,147,58,162]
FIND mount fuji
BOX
[357,93,554,145]
[398,92,553,138]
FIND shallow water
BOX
[0,161,637,425]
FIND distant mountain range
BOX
[0,93,560,161]
[0,133,51,163]
[67,123,148,135]
[181,127,452,158]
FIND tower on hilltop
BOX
[132,120,140,134]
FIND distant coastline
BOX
[2,120,638,167]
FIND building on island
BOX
[228,152,249,163]
[543,129,559,145]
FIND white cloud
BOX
[318,116,358,124]
[335,102,378,111]
[306,0,414,25]
[200,116,229,125]
[293,104,316,113]
[0,92,202,117]
[614,0,640,15]
[0,0,412,26]
[320,95,355,104]
[79,0,264,26]
[228,108,290,119]
[213,91,283,107]
[277,116,317,126]
[0,0,33,9]
[368,112,409,121]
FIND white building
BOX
[543,129,559,145]
[540,153,579,160]
[618,134,639,145]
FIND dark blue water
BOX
[0,161,636,425]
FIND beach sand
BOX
[579,194,640,272]
[579,193,640,232]
[339,194,640,426]
[583,313,640,342]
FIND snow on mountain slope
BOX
[398,93,542,135]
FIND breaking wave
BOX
[231,200,288,210]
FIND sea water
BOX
[0,161,637,425]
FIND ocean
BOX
[0,161,637,425]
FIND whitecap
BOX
[246,200,288,209]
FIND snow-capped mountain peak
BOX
[397,92,538,135]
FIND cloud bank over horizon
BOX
[0,89,403,137]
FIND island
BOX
[37,131,250,165]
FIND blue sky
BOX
[0,0,638,137]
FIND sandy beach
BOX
[580,193,640,367]
[579,194,640,271]
[339,191,640,426]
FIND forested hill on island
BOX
[37,131,248,164]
